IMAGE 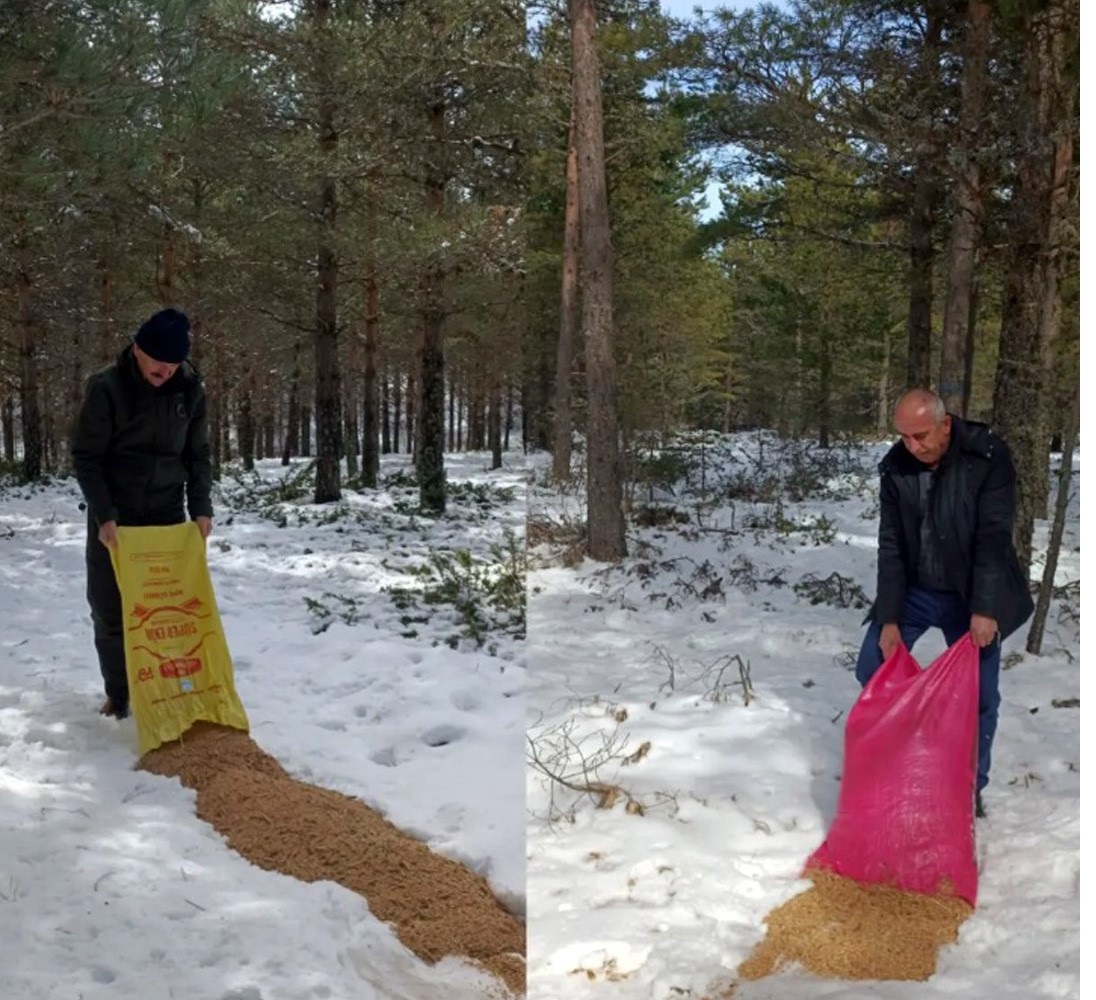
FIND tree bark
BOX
[818,333,832,449]
[489,373,503,470]
[417,92,448,512]
[99,258,116,365]
[392,372,402,454]
[312,0,341,503]
[905,2,944,390]
[1025,387,1077,654]
[992,0,1077,572]
[381,370,391,455]
[962,250,982,418]
[16,254,42,482]
[361,197,381,487]
[1,397,14,463]
[238,371,255,472]
[282,337,301,466]
[571,0,625,560]
[552,101,581,480]
[939,0,991,412]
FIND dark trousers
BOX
[85,508,184,705]
[855,585,1002,792]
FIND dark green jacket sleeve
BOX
[71,377,119,527]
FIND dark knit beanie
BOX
[134,308,191,363]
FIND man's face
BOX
[895,407,951,467]
[134,344,181,388]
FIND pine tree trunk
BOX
[1026,387,1077,654]
[992,0,1077,572]
[905,2,944,390]
[262,406,275,459]
[448,371,457,452]
[457,377,465,451]
[345,398,359,478]
[818,334,832,449]
[313,0,341,503]
[239,373,255,472]
[283,338,301,467]
[876,322,891,434]
[361,215,381,486]
[381,370,391,455]
[939,0,990,412]
[16,255,42,482]
[392,372,402,454]
[405,366,416,457]
[417,93,448,513]
[571,0,625,561]
[962,251,982,418]
[504,380,514,451]
[99,260,115,365]
[906,168,938,389]
[208,324,222,475]
[552,101,580,480]
[300,404,312,458]
[2,397,14,463]
[489,375,503,470]
[157,225,176,305]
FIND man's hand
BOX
[970,613,998,648]
[98,520,118,550]
[194,516,213,540]
[879,622,902,659]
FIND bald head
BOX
[894,389,951,467]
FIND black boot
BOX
[99,696,129,720]
[975,790,987,819]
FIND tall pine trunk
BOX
[16,252,42,482]
[312,0,341,503]
[1026,388,1077,654]
[939,0,991,412]
[417,93,448,512]
[905,2,944,389]
[282,337,301,466]
[992,0,1077,572]
[552,102,580,480]
[361,206,381,487]
[571,0,625,561]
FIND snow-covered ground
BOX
[0,451,526,1000]
[526,433,1080,1000]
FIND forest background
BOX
[0,0,1080,612]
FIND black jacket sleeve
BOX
[969,440,1018,620]
[874,470,908,624]
[71,377,120,527]
[183,384,213,519]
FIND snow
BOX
[0,451,526,1000]
[0,430,1082,999]
[526,433,1080,999]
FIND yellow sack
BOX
[110,522,249,754]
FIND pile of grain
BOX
[738,869,972,982]
[140,722,525,995]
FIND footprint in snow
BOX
[421,724,465,748]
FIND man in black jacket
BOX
[71,307,213,719]
[856,389,1033,817]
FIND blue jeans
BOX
[856,586,1001,792]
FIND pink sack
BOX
[806,636,980,905]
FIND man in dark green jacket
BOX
[856,388,1033,817]
[71,307,213,719]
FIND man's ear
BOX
[941,414,952,434]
